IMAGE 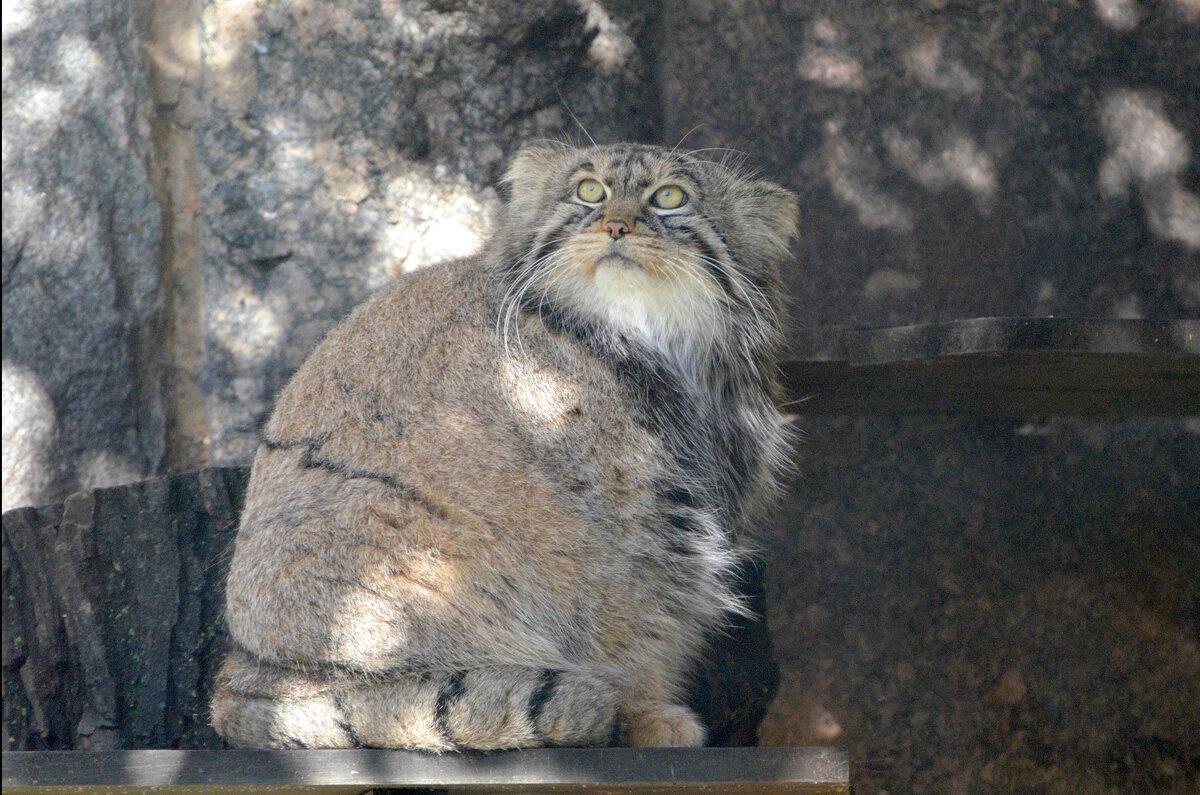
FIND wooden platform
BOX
[1,748,850,794]
[780,317,1199,415]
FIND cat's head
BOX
[493,142,798,367]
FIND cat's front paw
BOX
[624,703,706,747]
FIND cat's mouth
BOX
[592,235,667,273]
[559,232,675,278]
[595,250,644,270]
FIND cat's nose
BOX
[603,219,630,239]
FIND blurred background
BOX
[3,1,1197,791]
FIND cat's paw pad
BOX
[624,704,706,747]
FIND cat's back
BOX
[262,256,646,480]
[268,258,494,439]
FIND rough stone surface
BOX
[664,0,1200,330]
[656,4,1200,789]
[1,468,775,750]
[170,0,661,465]
[1,1,165,511]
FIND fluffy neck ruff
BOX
[493,235,775,397]
[488,240,788,528]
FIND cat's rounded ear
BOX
[501,146,561,194]
[746,180,800,255]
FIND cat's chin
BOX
[595,252,645,271]
[578,261,728,361]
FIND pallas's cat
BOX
[211,143,798,749]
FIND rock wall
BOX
[154,0,660,467]
[761,416,1200,792]
[3,0,1196,506]
[3,2,164,511]
[656,4,1197,789]
[3,0,661,508]
[666,0,1198,328]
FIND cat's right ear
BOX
[501,146,560,195]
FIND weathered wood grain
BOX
[3,747,851,794]
[781,318,1199,415]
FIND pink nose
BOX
[603,219,630,239]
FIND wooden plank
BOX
[781,318,1200,416]
[1,748,850,794]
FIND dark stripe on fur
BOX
[667,512,700,533]
[526,669,561,731]
[665,538,700,558]
[301,450,421,498]
[689,233,735,296]
[524,205,594,269]
[663,487,697,507]
[672,163,705,185]
[296,443,460,522]
[274,731,306,749]
[261,433,326,451]
[332,693,366,748]
[640,212,668,237]
[610,713,627,747]
[434,671,467,748]
[606,343,689,418]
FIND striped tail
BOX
[211,649,620,750]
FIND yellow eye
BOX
[576,178,607,203]
[650,184,687,210]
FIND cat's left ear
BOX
[746,180,800,254]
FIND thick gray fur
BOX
[211,142,799,749]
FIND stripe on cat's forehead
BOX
[570,146,702,187]
[584,144,689,166]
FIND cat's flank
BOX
[210,143,798,750]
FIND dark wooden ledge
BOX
[780,317,1199,416]
[2,747,849,794]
